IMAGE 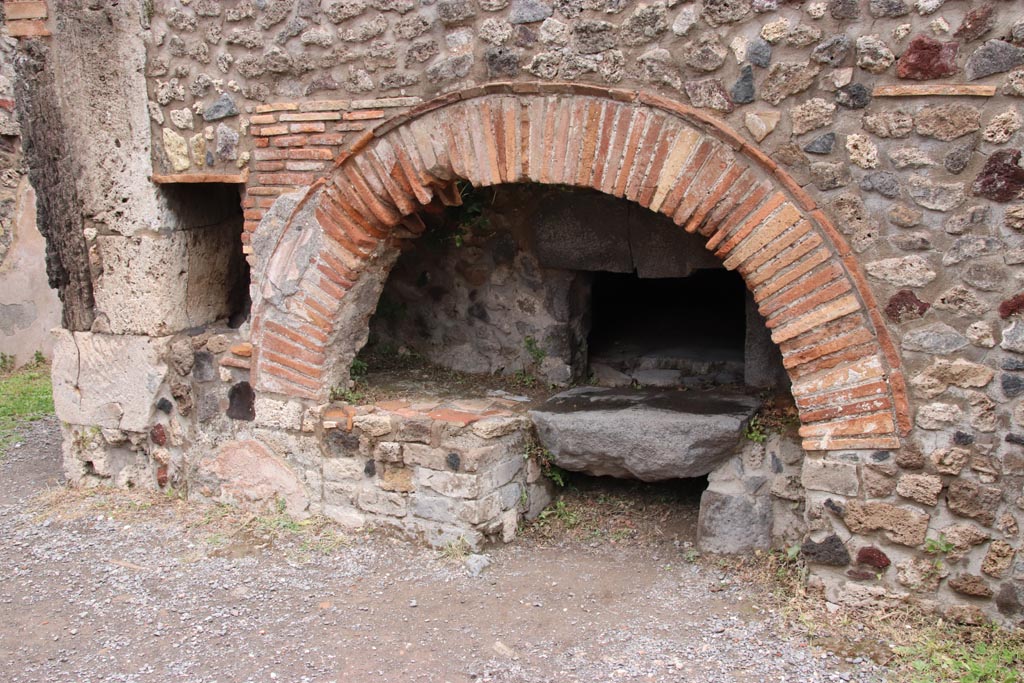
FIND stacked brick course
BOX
[242,96,421,248]
[3,0,48,38]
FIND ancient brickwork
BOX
[0,13,60,365]
[14,0,1024,624]
[3,0,49,38]
[242,96,421,245]
[0,22,21,269]
[250,86,911,454]
[318,400,552,545]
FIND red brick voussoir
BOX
[250,83,909,452]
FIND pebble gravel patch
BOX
[1,418,889,682]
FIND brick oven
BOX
[16,0,1024,624]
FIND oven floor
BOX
[588,325,745,388]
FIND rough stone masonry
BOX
[11,0,1024,625]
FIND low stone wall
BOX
[54,322,552,547]
[318,398,553,545]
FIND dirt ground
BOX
[1,417,889,683]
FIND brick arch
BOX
[250,83,910,452]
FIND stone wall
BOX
[0,13,59,365]
[16,0,1024,625]
[367,183,784,387]
[368,185,593,385]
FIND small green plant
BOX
[72,426,100,453]
[744,415,768,443]
[430,182,494,249]
[524,336,546,364]
[526,439,569,487]
[33,350,45,366]
[350,358,369,379]
[330,385,365,404]
[743,396,801,443]
[546,466,567,487]
[452,182,491,235]
[762,545,808,588]
[0,352,14,374]
[924,533,955,555]
[511,369,538,389]
[923,558,947,586]
[164,485,184,500]
[257,497,304,532]
[684,548,701,563]
[538,500,580,528]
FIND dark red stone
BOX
[953,4,995,43]
[972,149,1024,202]
[999,293,1024,319]
[856,546,891,569]
[156,465,169,488]
[896,35,959,80]
[885,289,930,323]
[150,423,167,446]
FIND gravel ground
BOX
[1,417,890,682]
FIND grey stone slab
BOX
[529,387,760,481]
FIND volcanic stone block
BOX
[529,387,760,481]
[948,480,1002,525]
[896,36,958,79]
[802,533,851,566]
[842,501,930,546]
[533,192,632,272]
[697,486,772,553]
[802,458,860,496]
[972,149,1024,202]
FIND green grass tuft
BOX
[894,623,1023,683]
[0,361,54,458]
